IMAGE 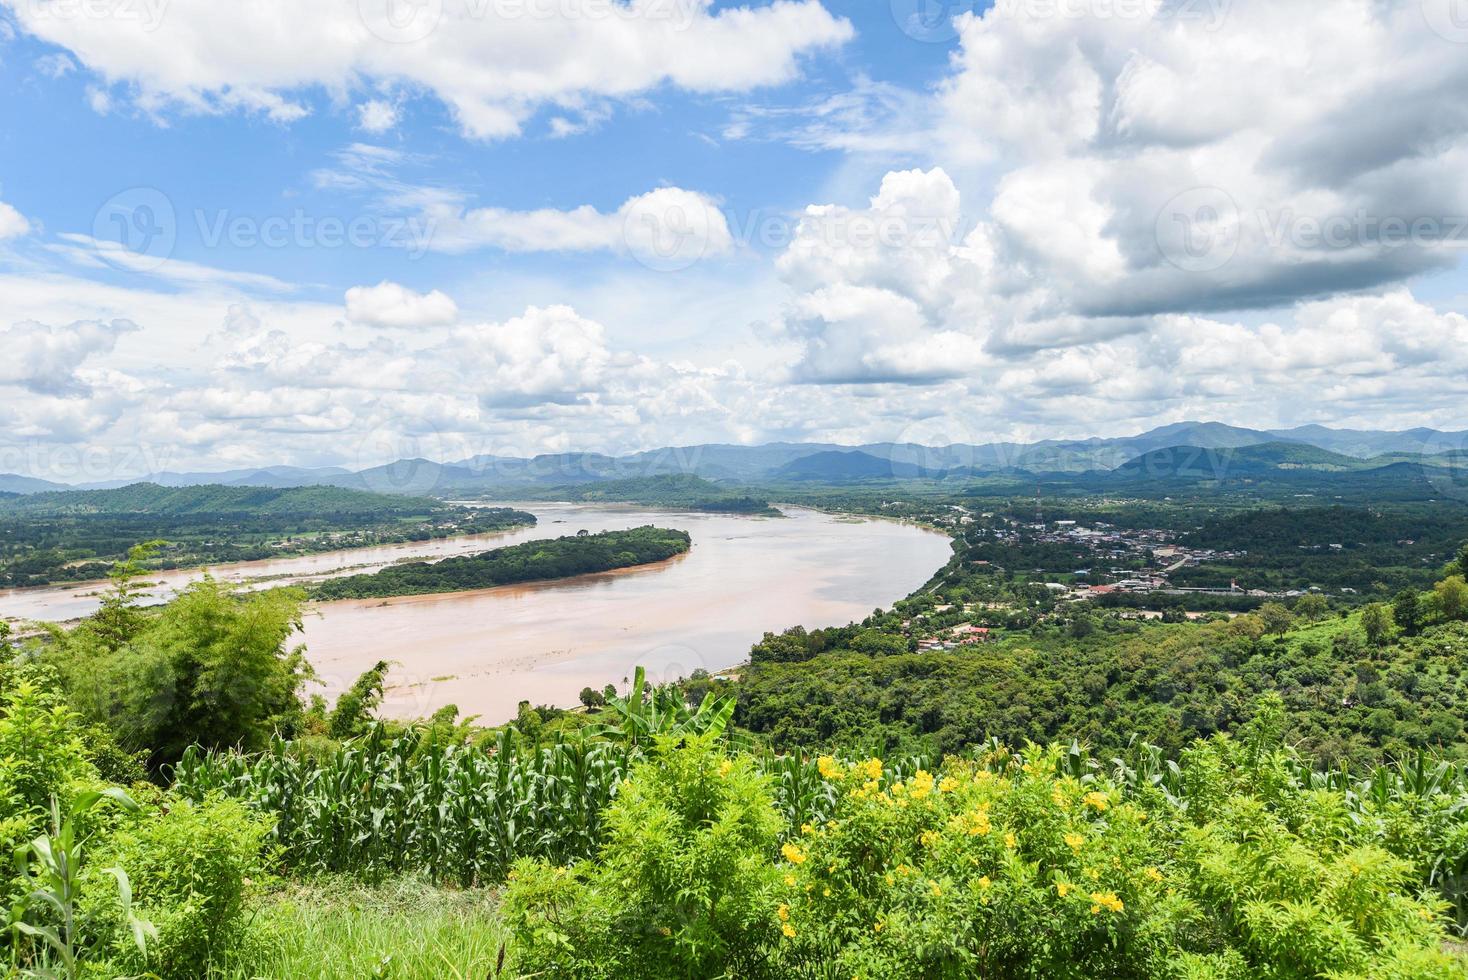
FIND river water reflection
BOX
[0,503,952,724]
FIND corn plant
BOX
[7,788,153,978]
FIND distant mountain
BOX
[0,473,71,494]
[771,450,931,482]
[0,482,443,517]
[1269,424,1468,458]
[8,421,1467,494]
[1112,442,1366,481]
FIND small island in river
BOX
[309,525,693,600]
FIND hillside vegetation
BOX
[0,483,535,587]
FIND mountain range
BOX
[2,421,1465,495]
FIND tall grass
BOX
[223,877,506,980]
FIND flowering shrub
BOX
[507,739,1466,979]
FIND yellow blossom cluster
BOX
[782,843,807,865]
[1090,891,1124,914]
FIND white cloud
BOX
[0,201,30,239]
[356,99,399,133]
[422,186,734,265]
[345,281,459,329]
[934,0,1468,317]
[3,0,853,138]
[0,318,139,395]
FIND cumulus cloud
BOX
[345,281,459,329]
[2,0,853,138]
[0,318,139,395]
[356,99,399,134]
[935,0,1468,317]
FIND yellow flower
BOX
[978,875,992,890]
[718,759,733,778]
[1064,832,1085,852]
[863,758,883,781]
[817,755,840,779]
[778,904,790,922]
[1083,791,1110,812]
[784,874,797,887]
[939,776,959,793]
[1145,867,1163,883]
[929,880,943,897]
[1084,867,1101,881]
[1090,891,1123,913]
[823,887,831,897]
[874,919,885,933]
[1004,832,1017,850]
[920,830,942,848]
[1056,882,1074,898]
[782,843,807,865]
[782,923,796,939]
[909,770,935,800]
[885,873,895,886]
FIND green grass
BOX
[224,877,506,979]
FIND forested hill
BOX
[493,474,779,514]
[0,486,538,588]
[0,482,443,516]
[311,526,693,600]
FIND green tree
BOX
[328,660,391,740]
[1433,575,1468,622]
[1392,589,1425,636]
[90,541,166,651]
[1258,602,1294,636]
[52,579,309,766]
[1360,602,1394,647]
[1293,593,1329,622]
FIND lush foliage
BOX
[310,525,692,600]
[0,482,533,586]
[503,731,1466,979]
[44,571,311,767]
[0,669,266,978]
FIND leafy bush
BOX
[503,735,785,979]
[87,796,270,978]
[505,738,1466,979]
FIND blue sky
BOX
[1,0,1467,478]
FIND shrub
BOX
[505,740,1465,979]
[88,796,270,978]
[503,734,785,979]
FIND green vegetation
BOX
[309,525,692,600]
[3,488,1468,976]
[474,473,781,514]
[0,482,535,587]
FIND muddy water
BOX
[0,503,952,724]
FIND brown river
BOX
[0,504,952,723]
